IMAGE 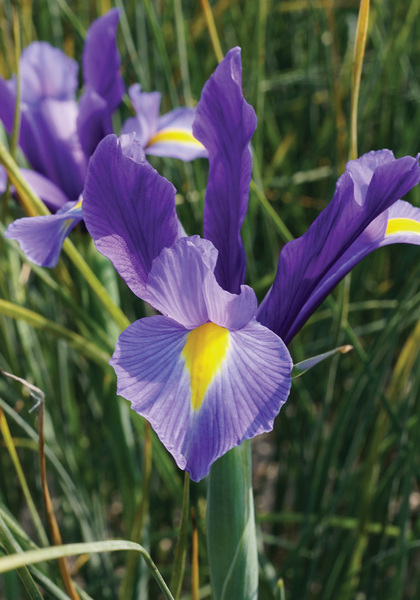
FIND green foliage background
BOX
[1,0,420,598]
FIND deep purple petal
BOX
[146,107,207,161]
[111,315,292,481]
[5,200,82,267]
[193,47,257,293]
[77,90,110,158]
[146,236,257,329]
[121,85,161,147]
[82,135,178,299]
[82,8,124,111]
[258,151,420,344]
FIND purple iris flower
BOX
[82,48,420,481]
[0,9,124,209]
[2,9,124,267]
[122,84,207,161]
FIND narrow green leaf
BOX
[292,345,353,378]
[0,540,175,600]
[0,515,44,600]
[350,0,370,159]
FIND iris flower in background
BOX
[82,48,420,481]
[3,10,206,268]
[0,8,124,209]
[2,9,123,267]
[122,84,207,161]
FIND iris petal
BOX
[5,200,82,268]
[146,236,257,330]
[193,48,257,293]
[258,151,420,343]
[111,315,292,481]
[82,135,179,299]
[147,108,207,161]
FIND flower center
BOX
[182,322,230,411]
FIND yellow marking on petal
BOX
[182,322,229,411]
[148,129,205,149]
[385,218,420,237]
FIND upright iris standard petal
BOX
[111,237,292,481]
[82,135,179,299]
[146,237,257,330]
[258,150,420,344]
[5,199,82,268]
[77,8,124,157]
[193,47,257,293]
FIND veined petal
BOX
[111,315,292,481]
[193,47,257,293]
[146,236,257,330]
[82,135,178,300]
[147,108,207,161]
[258,151,420,343]
[122,85,161,147]
[5,199,82,267]
[82,8,124,112]
[285,200,420,342]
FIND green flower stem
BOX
[170,472,190,599]
[0,540,175,600]
[207,441,258,600]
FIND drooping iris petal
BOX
[20,169,71,211]
[111,313,292,481]
[5,199,82,268]
[146,236,257,330]
[285,199,420,342]
[77,8,124,158]
[147,107,207,161]
[82,135,179,299]
[258,151,420,344]
[193,47,257,293]
[122,85,161,147]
